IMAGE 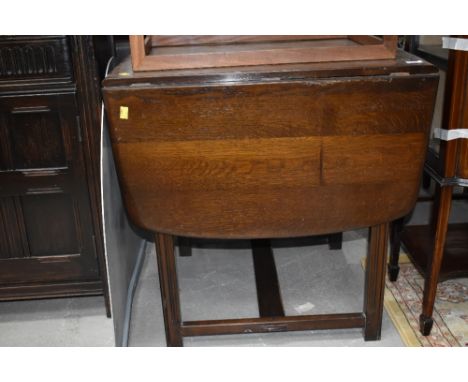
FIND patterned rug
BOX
[383,254,468,347]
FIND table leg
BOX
[155,232,183,346]
[422,172,432,190]
[388,217,404,281]
[251,239,285,317]
[328,232,343,250]
[363,223,388,341]
[430,183,442,235]
[178,236,192,257]
[419,186,453,336]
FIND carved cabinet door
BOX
[0,92,100,286]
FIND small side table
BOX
[389,40,468,335]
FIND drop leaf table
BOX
[103,38,438,346]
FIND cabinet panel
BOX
[0,36,72,82]
[21,193,79,257]
[0,196,28,259]
[0,92,99,286]
[0,255,98,284]
[0,93,74,172]
[0,190,99,284]
[8,110,66,169]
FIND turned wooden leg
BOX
[388,217,404,282]
[178,236,192,257]
[363,223,389,341]
[420,186,453,336]
[328,232,343,250]
[155,233,183,346]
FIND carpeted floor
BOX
[382,254,468,347]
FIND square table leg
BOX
[155,232,183,346]
[363,223,389,341]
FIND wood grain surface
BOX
[103,66,438,239]
[130,36,397,71]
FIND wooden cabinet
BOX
[0,36,109,311]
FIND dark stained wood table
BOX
[103,50,438,346]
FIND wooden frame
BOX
[156,224,388,346]
[130,35,398,71]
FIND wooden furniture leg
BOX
[178,236,192,257]
[388,217,405,281]
[364,223,389,341]
[422,172,432,190]
[419,185,453,335]
[328,232,343,250]
[430,183,442,234]
[251,239,285,317]
[155,233,183,346]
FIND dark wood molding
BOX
[69,36,110,316]
[0,280,103,301]
[0,36,73,84]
